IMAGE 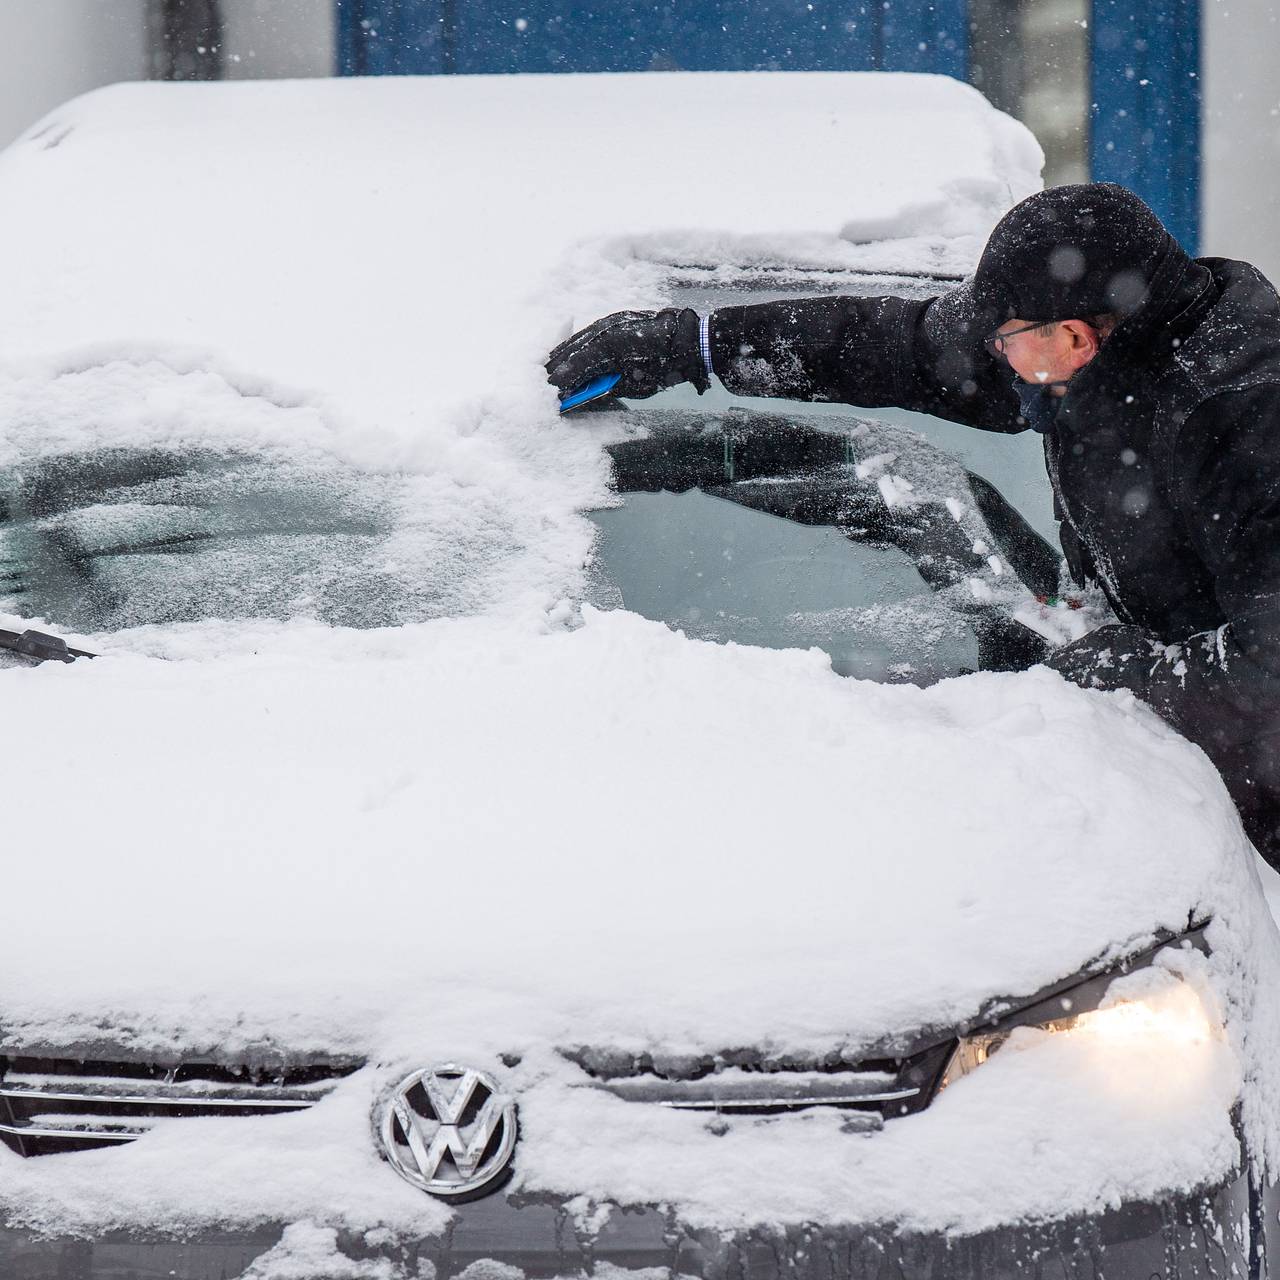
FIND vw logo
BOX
[376,1064,517,1200]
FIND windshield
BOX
[0,273,1059,681]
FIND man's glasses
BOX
[983,320,1053,359]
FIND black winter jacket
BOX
[707,241,1280,864]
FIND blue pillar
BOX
[1091,0,1201,254]
[881,0,967,79]
[336,0,968,78]
[337,0,453,74]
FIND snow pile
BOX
[238,1222,410,1280]
[0,607,1239,1052]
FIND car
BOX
[0,69,1276,1280]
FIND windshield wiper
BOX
[0,628,95,664]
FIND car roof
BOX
[0,73,1039,468]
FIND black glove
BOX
[546,308,710,402]
[1045,623,1159,701]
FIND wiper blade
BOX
[0,628,95,664]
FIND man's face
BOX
[988,318,1102,391]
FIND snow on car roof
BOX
[0,71,1040,423]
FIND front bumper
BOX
[0,1169,1251,1280]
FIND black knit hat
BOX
[972,183,1174,326]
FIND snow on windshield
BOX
[0,73,1041,632]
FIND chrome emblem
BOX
[376,1064,517,1199]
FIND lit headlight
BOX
[940,941,1217,1092]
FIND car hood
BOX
[0,607,1244,1060]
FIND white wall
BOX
[0,0,334,152]
[1201,0,1280,284]
[0,0,148,149]
[221,0,334,79]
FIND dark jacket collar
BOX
[1054,238,1217,422]
[1104,237,1216,361]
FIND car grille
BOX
[566,1040,955,1126]
[0,1055,362,1156]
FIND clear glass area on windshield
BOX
[584,269,1062,684]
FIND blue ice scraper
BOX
[559,372,621,413]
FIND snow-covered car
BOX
[0,72,1276,1280]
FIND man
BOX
[547,183,1280,869]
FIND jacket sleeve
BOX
[707,287,1028,433]
[1047,385,1280,755]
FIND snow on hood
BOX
[0,607,1250,1057]
[0,608,1274,1239]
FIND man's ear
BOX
[1061,319,1102,371]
